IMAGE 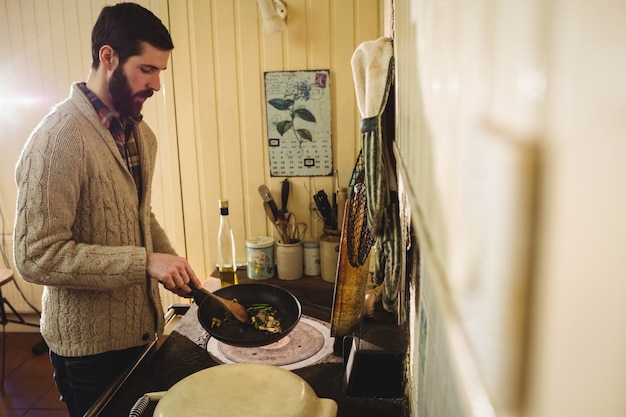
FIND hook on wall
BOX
[258,0,288,34]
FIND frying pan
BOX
[191,283,302,347]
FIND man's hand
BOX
[146,253,203,297]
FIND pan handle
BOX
[188,281,208,305]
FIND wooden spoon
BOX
[263,201,292,244]
[190,283,250,324]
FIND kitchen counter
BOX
[85,273,408,417]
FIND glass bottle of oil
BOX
[217,199,238,287]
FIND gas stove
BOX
[206,315,338,370]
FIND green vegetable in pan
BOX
[211,302,283,334]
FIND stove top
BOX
[206,316,336,370]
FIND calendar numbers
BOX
[268,136,333,176]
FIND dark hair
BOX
[91,2,174,69]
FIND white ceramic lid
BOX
[153,363,338,417]
[246,236,275,248]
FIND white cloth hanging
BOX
[351,37,402,311]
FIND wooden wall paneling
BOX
[255,3,288,240]
[169,0,210,276]
[189,0,222,275]
[15,1,42,96]
[64,0,91,103]
[139,0,189,305]
[0,0,384,310]
[170,0,384,270]
[1,1,43,225]
[0,0,21,224]
[260,11,285,72]
[306,2,330,225]
[49,1,73,93]
[0,0,21,116]
[34,1,62,101]
[258,16,287,242]
[144,2,187,259]
[61,0,86,83]
[270,0,319,239]
[0,2,10,66]
[0,7,10,109]
[75,1,97,66]
[331,0,361,194]
[147,95,187,256]
[303,0,332,237]
[283,0,308,67]
[355,0,382,46]
[234,3,270,241]
[307,0,331,66]
[212,1,246,261]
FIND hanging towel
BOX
[351,37,395,233]
[351,37,402,311]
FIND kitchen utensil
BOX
[265,202,291,243]
[151,364,338,417]
[346,172,374,267]
[259,184,292,243]
[258,184,281,219]
[189,283,249,324]
[330,152,372,337]
[336,187,348,230]
[263,200,277,223]
[263,201,291,243]
[330,201,371,337]
[277,218,292,243]
[287,221,308,242]
[281,178,291,219]
[195,283,302,347]
[313,190,337,230]
[332,169,339,213]
[286,213,307,242]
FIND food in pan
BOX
[211,302,283,334]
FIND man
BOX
[13,3,202,416]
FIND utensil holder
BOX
[276,240,303,280]
[319,228,340,283]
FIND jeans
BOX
[50,345,154,417]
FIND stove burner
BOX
[206,317,335,370]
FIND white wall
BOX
[526,1,626,416]
[394,0,626,416]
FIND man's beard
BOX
[109,66,153,118]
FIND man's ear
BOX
[99,45,118,70]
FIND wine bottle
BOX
[217,199,238,287]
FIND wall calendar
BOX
[264,69,333,177]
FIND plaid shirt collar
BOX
[78,82,143,199]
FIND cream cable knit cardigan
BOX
[14,83,177,357]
